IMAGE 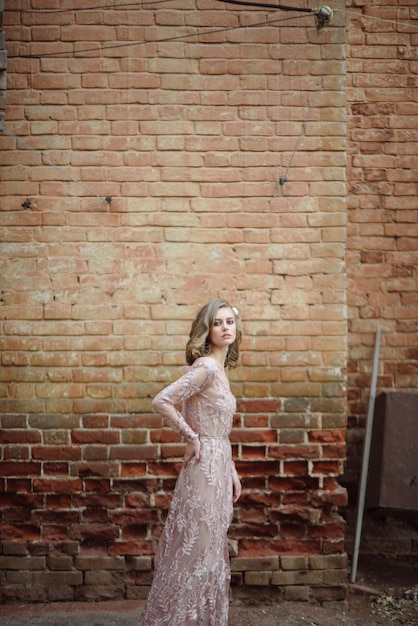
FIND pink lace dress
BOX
[138,357,237,626]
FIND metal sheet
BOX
[366,392,418,511]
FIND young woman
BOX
[138,298,242,626]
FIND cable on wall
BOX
[7,2,417,31]
[217,1,334,29]
[8,13,312,59]
[3,129,112,205]
[335,8,418,31]
[216,0,314,12]
[8,4,417,61]
[6,2,416,200]
[273,122,305,197]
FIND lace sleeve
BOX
[152,361,214,442]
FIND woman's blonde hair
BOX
[185,299,242,368]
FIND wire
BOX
[3,129,111,203]
[6,0,324,14]
[217,0,335,29]
[218,2,418,30]
[216,0,313,13]
[335,9,418,31]
[273,122,305,197]
[5,0,176,13]
[6,1,417,31]
[9,13,311,59]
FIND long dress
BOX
[138,356,237,626]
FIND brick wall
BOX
[0,0,5,133]
[343,0,418,566]
[345,1,418,487]
[0,0,389,606]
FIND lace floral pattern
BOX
[138,357,237,626]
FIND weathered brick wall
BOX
[345,1,418,562]
[345,3,418,483]
[1,1,348,605]
[0,0,6,132]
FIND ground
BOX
[0,557,417,625]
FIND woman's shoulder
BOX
[191,356,219,373]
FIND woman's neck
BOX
[210,346,228,368]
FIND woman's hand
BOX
[182,437,201,468]
[232,471,241,503]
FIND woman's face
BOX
[208,306,236,350]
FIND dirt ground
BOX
[0,557,417,626]
[228,556,418,625]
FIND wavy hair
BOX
[185,299,242,368]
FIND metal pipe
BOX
[350,327,381,583]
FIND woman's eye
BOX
[214,319,234,326]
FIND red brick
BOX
[121,526,148,541]
[82,446,109,461]
[110,509,159,526]
[150,429,181,444]
[322,445,347,460]
[71,430,120,445]
[243,415,269,428]
[110,414,161,429]
[113,478,158,493]
[41,461,68,475]
[307,523,346,540]
[46,495,72,509]
[230,523,278,540]
[32,447,81,461]
[83,478,111,492]
[70,524,119,542]
[0,525,41,541]
[236,399,281,413]
[42,526,70,541]
[5,478,32,493]
[32,510,79,525]
[125,493,150,508]
[241,446,267,460]
[311,461,342,476]
[231,429,277,444]
[1,462,41,477]
[76,462,120,478]
[269,445,319,460]
[74,493,122,509]
[308,430,345,444]
[160,444,185,459]
[82,415,109,429]
[269,476,319,492]
[120,464,147,478]
[1,429,41,444]
[283,461,309,476]
[0,492,43,508]
[33,479,83,493]
[282,492,309,506]
[3,446,29,461]
[311,488,348,508]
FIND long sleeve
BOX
[152,362,214,442]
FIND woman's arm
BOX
[152,362,212,443]
[231,461,241,503]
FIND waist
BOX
[199,434,229,440]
